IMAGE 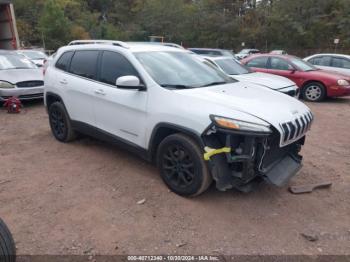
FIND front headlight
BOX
[0,81,15,89]
[337,79,350,86]
[211,115,272,133]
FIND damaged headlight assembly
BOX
[210,115,272,134]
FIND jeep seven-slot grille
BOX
[280,112,313,146]
[16,81,44,88]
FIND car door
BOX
[267,57,301,85]
[92,50,148,147]
[245,56,269,73]
[54,50,97,126]
[60,50,99,126]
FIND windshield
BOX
[135,51,234,88]
[290,57,317,71]
[21,51,47,60]
[0,54,37,70]
[215,58,252,75]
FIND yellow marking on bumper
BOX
[204,147,231,161]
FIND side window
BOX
[309,57,322,65]
[332,57,350,69]
[320,56,331,66]
[270,57,293,70]
[246,57,268,68]
[69,50,99,80]
[55,51,73,71]
[99,51,140,86]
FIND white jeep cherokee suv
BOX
[44,40,314,197]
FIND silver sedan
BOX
[0,51,44,101]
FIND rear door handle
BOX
[59,79,68,85]
[94,89,106,96]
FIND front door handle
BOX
[94,89,106,96]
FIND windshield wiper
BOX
[202,81,228,87]
[160,84,195,89]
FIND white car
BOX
[0,50,44,101]
[304,54,350,76]
[270,50,288,55]
[44,40,313,197]
[236,49,260,60]
[202,56,298,97]
[16,50,48,67]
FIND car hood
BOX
[0,69,43,84]
[232,72,296,90]
[175,81,311,130]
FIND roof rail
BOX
[68,40,129,49]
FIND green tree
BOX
[38,0,71,50]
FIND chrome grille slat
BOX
[299,117,306,134]
[280,112,313,146]
[295,119,302,138]
[287,122,296,140]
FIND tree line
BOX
[13,0,350,56]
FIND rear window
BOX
[332,57,350,69]
[69,51,99,80]
[55,52,74,71]
[246,57,268,68]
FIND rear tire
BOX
[302,82,326,102]
[0,218,16,262]
[48,102,76,142]
[156,134,212,197]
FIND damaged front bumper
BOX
[202,124,305,192]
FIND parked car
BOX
[270,50,287,55]
[188,48,236,58]
[236,49,260,60]
[0,50,44,102]
[242,54,350,102]
[201,56,298,97]
[16,49,48,67]
[304,54,350,76]
[45,40,313,196]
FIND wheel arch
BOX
[148,123,204,162]
[46,92,64,109]
[301,80,327,96]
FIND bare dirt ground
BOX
[0,98,349,256]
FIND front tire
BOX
[48,102,76,142]
[302,82,326,102]
[0,218,16,262]
[157,134,212,197]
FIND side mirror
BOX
[116,75,146,91]
[288,66,296,73]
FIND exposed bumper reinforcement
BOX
[263,155,302,186]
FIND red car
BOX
[241,54,350,102]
